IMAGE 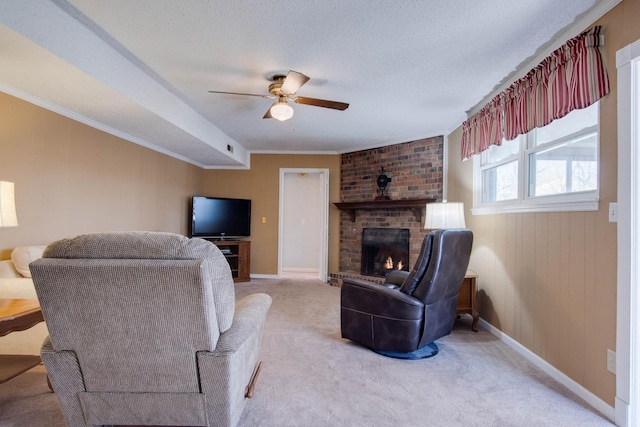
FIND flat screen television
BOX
[190,196,251,239]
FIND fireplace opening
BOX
[361,228,410,277]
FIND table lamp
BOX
[424,201,466,230]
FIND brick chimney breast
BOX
[338,136,443,273]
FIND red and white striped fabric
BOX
[461,95,503,160]
[461,26,609,160]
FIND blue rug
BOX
[372,342,439,359]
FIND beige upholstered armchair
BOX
[30,232,271,427]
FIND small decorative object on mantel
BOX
[375,167,391,200]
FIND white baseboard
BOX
[478,318,616,423]
[248,274,279,280]
[281,268,320,273]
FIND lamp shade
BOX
[270,101,294,121]
[424,202,466,229]
[0,181,18,227]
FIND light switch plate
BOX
[608,203,618,223]
[607,349,616,374]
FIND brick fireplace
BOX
[332,136,443,283]
[361,228,410,277]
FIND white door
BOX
[278,168,329,281]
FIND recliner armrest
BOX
[212,293,272,356]
[198,293,271,426]
[341,278,423,320]
[384,270,409,288]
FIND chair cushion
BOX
[399,233,433,295]
[411,229,473,304]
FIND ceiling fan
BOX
[208,70,349,121]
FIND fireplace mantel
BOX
[334,198,437,223]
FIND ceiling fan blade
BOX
[280,70,310,95]
[263,108,273,119]
[294,97,349,111]
[208,90,272,98]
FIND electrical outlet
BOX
[607,349,616,374]
[608,202,618,222]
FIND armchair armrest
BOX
[198,293,272,425]
[341,278,423,320]
[212,293,272,356]
[383,270,409,287]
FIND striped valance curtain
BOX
[461,26,609,160]
[461,96,503,160]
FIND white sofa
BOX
[0,246,49,355]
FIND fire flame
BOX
[385,257,404,270]
[385,256,393,269]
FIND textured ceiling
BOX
[0,0,617,168]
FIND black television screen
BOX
[190,196,251,239]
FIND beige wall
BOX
[447,1,638,405]
[0,91,341,276]
[203,154,341,275]
[0,92,203,259]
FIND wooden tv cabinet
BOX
[210,240,251,283]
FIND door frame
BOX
[278,168,329,281]
[615,37,639,427]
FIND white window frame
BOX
[472,104,600,215]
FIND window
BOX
[481,137,520,203]
[473,102,599,214]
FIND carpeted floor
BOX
[0,276,614,426]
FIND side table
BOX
[456,270,479,332]
[0,299,45,384]
[0,299,44,336]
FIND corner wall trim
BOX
[478,318,615,422]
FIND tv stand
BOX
[209,240,250,283]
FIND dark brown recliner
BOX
[340,229,473,358]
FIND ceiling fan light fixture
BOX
[270,101,294,121]
[209,70,348,120]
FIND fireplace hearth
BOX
[361,228,410,277]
